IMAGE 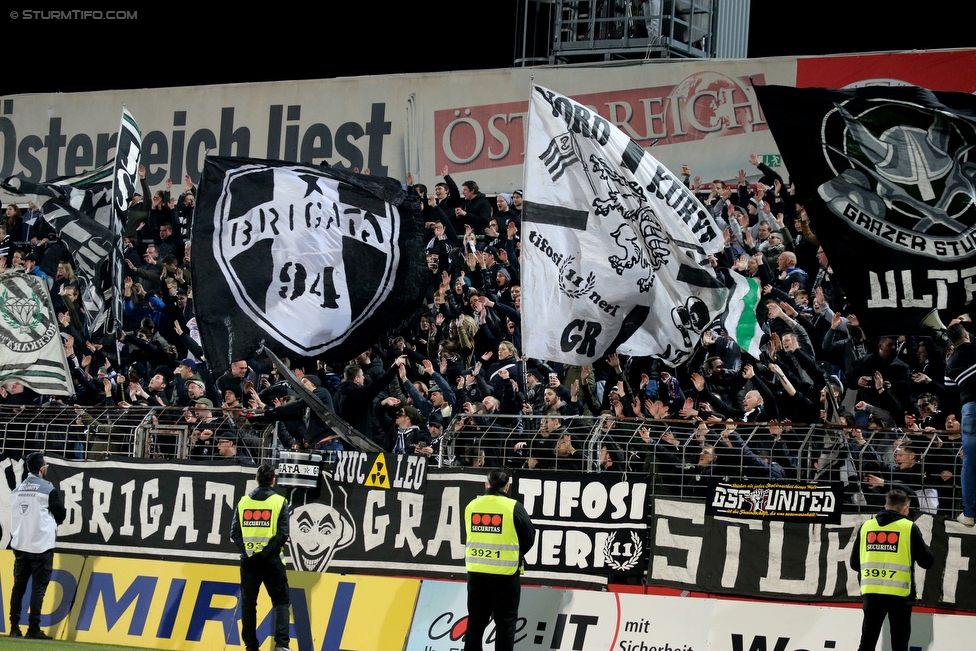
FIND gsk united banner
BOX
[755,85,976,335]
[191,157,427,376]
[705,479,843,524]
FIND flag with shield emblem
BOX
[191,157,427,374]
[0,272,73,395]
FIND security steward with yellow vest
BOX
[463,469,536,651]
[849,488,934,651]
[230,464,291,651]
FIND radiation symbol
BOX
[363,453,391,489]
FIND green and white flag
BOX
[0,272,73,395]
[725,271,764,359]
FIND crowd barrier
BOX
[436,412,966,518]
[1,550,972,651]
[1,454,973,612]
[0,404,279,465]
[3,405,964,522]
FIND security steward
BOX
[463,469,536,651]
[9,452,66,639]
[849,488,934,651]
[230,464,291,651]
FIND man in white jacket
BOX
[8,453,66,639]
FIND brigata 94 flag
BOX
[191,157,426,374]
[755,85,976,335]
[521,85,728,367]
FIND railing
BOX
[0,405,279,466]
[2,405,963,518]
[437,413,965,516]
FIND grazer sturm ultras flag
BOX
[191,157,427,375]
[521,85,728,366]
[0,272,73,395]
[1,173,118,340]
[754,84,976,336]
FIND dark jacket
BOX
[335,365,398,442]
[263,386,337,447]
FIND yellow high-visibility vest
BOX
[465,494,520,575]
[238,492,287,559]
[858,516,914,597]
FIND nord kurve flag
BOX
[522,85,728,366]
[0,272,73,395]
[1,172,119,340]
[755,85,976,335]
[192,157,426,374]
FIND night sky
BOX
[3,1,974,96]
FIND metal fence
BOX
[436,412,966,517]
[1,406,964,518]
[0,405,279,466]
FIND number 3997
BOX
[863,568,896,579]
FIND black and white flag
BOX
[521,85,728,366]
[0,272,73,395]
[107,107,142,338]
[191,157,427,374]
[755,85,976,335]
[1,172,119,340]
[540,133,582,182]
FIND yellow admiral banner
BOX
[0,550,86,639]
[57,555,418,650]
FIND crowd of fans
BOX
[0,155,968,516]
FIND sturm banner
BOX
[755,84,976,335]
[0,273,73,395]
[649,498,976,612]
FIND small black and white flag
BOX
[1,172,119,341]
[0,272,73,395]
[540,133,582,182]
[107,107,142,339]
[191,157,427,375]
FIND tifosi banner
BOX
[515,472,649,587]
[38,458,654,587]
